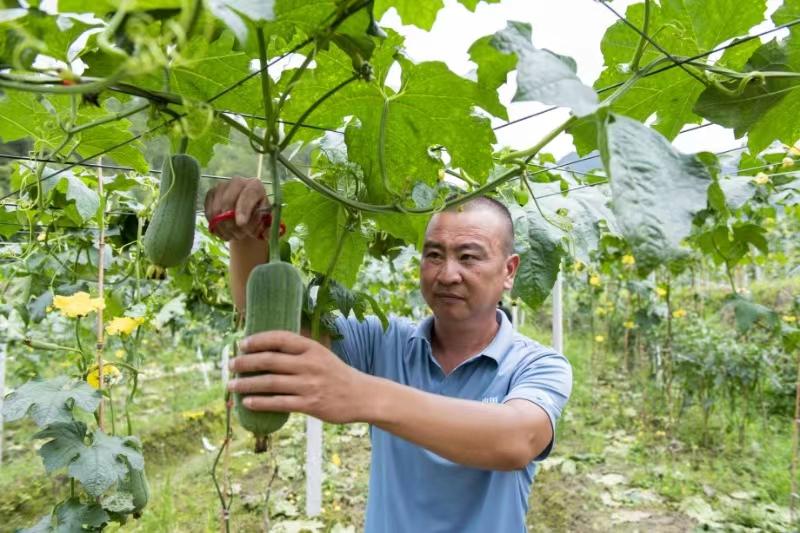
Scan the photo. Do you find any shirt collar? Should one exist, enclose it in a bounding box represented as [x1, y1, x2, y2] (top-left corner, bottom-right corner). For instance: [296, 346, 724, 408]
[409, 310, 515, 362]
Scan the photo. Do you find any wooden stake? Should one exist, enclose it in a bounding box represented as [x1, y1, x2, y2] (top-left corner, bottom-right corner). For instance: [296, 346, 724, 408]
[96, 158, 107, 432]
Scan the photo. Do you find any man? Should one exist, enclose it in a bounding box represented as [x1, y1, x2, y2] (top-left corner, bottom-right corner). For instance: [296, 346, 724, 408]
[205, 178, 572, 532]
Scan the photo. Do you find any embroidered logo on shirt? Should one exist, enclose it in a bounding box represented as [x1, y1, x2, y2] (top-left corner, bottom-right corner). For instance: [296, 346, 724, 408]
[481, 396, 499, 404]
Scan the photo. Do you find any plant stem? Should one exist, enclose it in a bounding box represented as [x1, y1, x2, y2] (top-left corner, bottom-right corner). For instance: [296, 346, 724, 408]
[67, 102, 150, 134]
[499, 116, 576, 163]
[95, 159, 107, 432]
[792, 346, 800, 526]
[630, 0, 651, 73]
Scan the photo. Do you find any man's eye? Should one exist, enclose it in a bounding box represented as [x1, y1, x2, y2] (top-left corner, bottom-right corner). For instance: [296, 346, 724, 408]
[461, 255, 476, 261]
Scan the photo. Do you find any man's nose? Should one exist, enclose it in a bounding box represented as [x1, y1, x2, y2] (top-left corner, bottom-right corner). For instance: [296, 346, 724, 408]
[437, 258, 462, 284]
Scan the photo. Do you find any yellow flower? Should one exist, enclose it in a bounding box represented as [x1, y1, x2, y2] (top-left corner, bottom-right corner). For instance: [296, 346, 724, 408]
[572, 260, 585, 273]
[672, 308, 687, 319]
[105, 316, 145, 336]
[181, 409, 206, 421]
[782, 157, 795, 169]
[114, 349, 125, 358]
[621, 254, 635, 266]
[589, 274, 601, 287]
[623, 320, 636, 329]
[656, 287, 667, 297]
[595, 307, 607, 316]
[53, 292, 105, 318]
[783, 315, 797, 323]
[754, 172, 770, 185]
[331, 453, 342, 467]
[594, 335, 605, 343]
[86, 364, 122, 389]
[36, 231, 46, 242]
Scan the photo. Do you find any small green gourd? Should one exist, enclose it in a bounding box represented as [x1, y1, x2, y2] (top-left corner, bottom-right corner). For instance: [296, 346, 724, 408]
[143, 154, 200, 269]
[235, 261, 304, 452]
[120, 467, 149, 518]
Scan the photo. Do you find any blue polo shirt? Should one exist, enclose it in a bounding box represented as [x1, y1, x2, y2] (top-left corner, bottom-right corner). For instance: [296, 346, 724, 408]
[332, 310, 572, 533]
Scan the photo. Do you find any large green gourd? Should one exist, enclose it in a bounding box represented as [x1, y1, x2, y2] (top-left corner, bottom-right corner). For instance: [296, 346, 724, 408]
[235, 261, 304, 452]
[142, 154, 200, 268]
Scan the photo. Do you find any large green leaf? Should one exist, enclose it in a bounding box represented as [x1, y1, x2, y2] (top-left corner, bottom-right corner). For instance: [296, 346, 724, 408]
[207, 0, 276, 43]
[600, 114, 711, 272]
[509, 204, 565, 309]
[571, 0, 767, 154]
[283, 34, 500, 202]
[724, 294, 778, 334]
[34, 420, 88, 474]
[283, 182, 368, 288]
[373, 0, 499, 31]
[694, 40, 797, 137]
[41, 171, 101, 222]
[2, 376, 101, 427]
[0, 10, 99, 64]
[747, 0, 800, 153]
[133, 32, 262, 117]
[475, 21, 598, 117]
[35, 423, 145, 497]
[536, 180, 618, 264]
[52, 498, 109, 533]
[0, 91, 60, 148]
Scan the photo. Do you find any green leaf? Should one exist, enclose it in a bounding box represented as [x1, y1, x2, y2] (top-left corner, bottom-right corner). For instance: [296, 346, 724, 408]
[746, 2, 800, 153]
[600, 114, 711, 273]
[36, 426, 144, 497]
[283, 182, 367, 287]
[283, 33, 500, 202]
[207, 0, 276, 43]
[718, 176, 756, 209]
[42, 171, 101, 222]
[367, 211, 429, 249]
[724, 294, 778, 334]
[468, 34, 517, 91]
[0, 91, 60, 148]
[19, 515, 52, 533]
[53, 498, 109, 533]
[694, 40, 797, 137]
[484, 21, 598, 117]
[573, 0, 767, 153]
[1, 10, 99, 63]
[536, 180, 618, 264]
[2, 376, 101, 427]
[373, 0, 442, 31]
[74, 106, 149, 173]
[34, 421, 87, 473]
[509, 205, 565, 308]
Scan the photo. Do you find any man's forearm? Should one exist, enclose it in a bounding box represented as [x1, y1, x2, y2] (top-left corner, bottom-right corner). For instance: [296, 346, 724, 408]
[360, 375, 546, 471]
[229, 238, 267, 312]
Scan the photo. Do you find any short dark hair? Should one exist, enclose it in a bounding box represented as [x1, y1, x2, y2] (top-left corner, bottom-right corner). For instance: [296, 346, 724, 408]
[439, 196, 515, 255]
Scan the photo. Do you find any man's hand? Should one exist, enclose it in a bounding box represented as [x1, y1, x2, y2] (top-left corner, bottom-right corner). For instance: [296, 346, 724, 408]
[227, 331, 367, 424]
[204, 177, 268, 241]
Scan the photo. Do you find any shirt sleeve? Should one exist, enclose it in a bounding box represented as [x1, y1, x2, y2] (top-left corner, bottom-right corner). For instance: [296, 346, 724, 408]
[330, 315, 387, 375]
[502, 349, 572, 461]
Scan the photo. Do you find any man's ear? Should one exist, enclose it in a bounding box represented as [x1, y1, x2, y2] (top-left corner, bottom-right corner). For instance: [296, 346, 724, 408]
[504, 254, 521, 290]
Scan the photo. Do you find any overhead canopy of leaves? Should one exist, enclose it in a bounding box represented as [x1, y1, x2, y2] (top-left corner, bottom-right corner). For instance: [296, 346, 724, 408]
[600, 113, 712, 273]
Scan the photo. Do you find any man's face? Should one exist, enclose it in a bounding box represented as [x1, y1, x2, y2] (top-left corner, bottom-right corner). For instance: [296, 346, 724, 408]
[420, 207, 519, 323]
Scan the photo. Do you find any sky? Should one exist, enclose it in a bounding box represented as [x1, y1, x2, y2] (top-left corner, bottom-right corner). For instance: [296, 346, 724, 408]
[380, 0, 786, 160]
